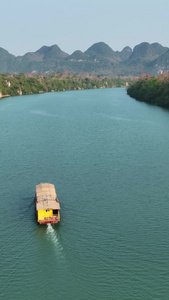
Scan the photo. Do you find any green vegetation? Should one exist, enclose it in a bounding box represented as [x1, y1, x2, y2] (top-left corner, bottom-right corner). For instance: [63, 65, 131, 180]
[0, 73, 133, 98]
[127, 74, 169, 107]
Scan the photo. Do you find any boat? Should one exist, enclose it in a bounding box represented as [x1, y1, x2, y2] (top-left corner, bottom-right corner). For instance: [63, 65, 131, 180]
[35, 183, 60, 224]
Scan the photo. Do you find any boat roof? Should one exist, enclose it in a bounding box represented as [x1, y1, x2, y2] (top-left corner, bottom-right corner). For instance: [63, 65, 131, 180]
[36, 183, 60, 210]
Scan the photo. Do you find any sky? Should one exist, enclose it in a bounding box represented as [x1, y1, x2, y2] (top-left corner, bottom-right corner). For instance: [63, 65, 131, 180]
[1, 0, 169, 56]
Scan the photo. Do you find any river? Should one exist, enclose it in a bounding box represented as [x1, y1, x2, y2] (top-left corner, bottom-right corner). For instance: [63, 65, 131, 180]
[0, 88, 169, 299]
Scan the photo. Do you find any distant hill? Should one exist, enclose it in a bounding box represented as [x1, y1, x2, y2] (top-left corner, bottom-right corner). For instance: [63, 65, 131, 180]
[129, 42, 168, 61]
[119, 46, 132, 60]
[0, 42, 169, 76]
[84, 42, 121, 63]
[150, 49, 169, 74]
[35, 45, 69, 59]
[0, 47, 15, 72]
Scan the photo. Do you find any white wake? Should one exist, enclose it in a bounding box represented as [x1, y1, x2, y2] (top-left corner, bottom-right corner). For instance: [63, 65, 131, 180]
[46, 224, 63, 253]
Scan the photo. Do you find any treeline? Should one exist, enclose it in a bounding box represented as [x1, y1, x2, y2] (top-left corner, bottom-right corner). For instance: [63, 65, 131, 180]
[0, 73, 132, 98]
[127, 74, 169, 107]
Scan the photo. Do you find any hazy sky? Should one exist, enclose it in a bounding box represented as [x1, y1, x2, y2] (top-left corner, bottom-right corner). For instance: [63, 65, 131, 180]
[1, 0, 169, 56]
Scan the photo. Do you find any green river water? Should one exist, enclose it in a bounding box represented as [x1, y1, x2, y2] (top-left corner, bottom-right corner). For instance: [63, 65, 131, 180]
[0, 88, 169, 299]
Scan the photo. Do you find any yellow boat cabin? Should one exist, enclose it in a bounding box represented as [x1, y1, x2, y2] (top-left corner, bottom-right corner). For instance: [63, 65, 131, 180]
[35, 183, 60, 224]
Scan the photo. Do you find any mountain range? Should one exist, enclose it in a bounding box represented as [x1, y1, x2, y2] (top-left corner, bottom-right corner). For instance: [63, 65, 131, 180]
[1, 42, 169, 76]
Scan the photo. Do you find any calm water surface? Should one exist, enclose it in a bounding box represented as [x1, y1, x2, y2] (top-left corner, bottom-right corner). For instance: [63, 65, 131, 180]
[0, 88, 169, 299]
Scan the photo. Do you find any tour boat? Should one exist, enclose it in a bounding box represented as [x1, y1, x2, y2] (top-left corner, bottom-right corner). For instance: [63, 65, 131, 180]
[35, 183, 60, 224]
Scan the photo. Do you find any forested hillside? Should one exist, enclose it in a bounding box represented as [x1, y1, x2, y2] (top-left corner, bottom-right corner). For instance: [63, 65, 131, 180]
[127, 74, 169, 107]
[0, 73, 132, 98]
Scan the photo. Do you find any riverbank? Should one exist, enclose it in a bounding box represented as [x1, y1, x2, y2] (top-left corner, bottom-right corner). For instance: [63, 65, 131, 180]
[127, 74, 169, 107]
[0, 73, 133, 98]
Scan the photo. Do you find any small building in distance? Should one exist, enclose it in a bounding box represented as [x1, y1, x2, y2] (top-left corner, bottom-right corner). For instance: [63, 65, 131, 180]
[35, 183, 60, 224]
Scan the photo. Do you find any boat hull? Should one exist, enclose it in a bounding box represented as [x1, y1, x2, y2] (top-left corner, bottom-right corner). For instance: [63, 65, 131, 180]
[38, 219, 60, 224]
[37, 214, 60, 224]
